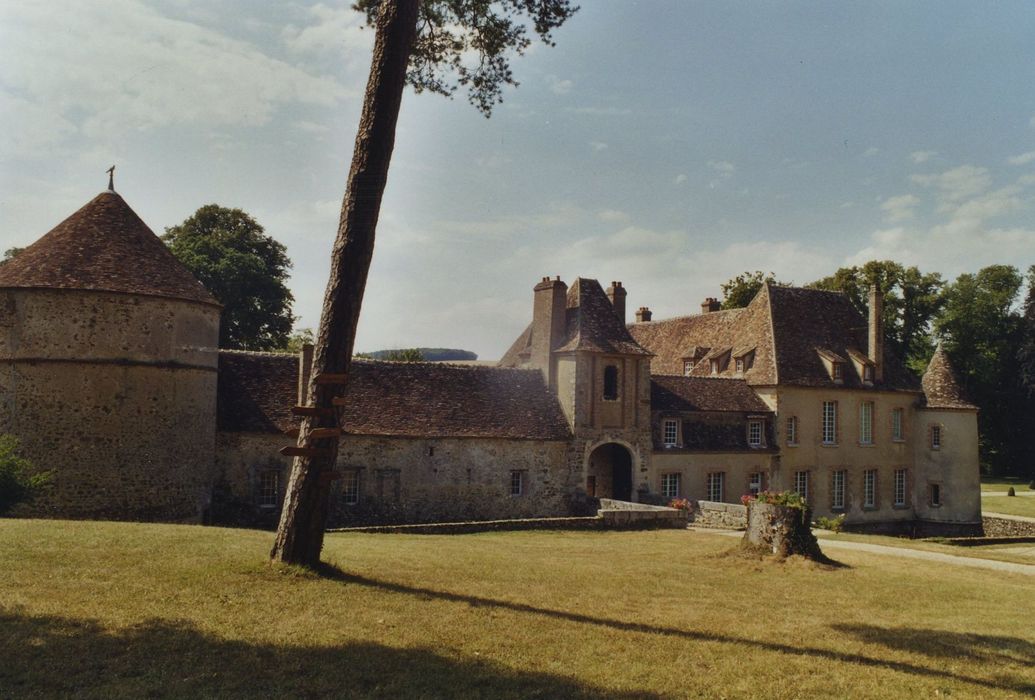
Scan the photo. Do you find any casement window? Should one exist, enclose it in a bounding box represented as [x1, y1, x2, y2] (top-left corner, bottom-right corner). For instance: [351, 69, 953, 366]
[831, 470, 846, 510]
[794, 470, 810, 502]
[603, 365, 619, 400]
[510, 470, 525, 496]
[863, 469, 877, 508]
[662, 473, 681, 499]
[863, 365, 874, 383]
[930, 483, 942, 507]
[663, 419, 678, 448]
[735, 357, 745, 374]
[786, 416, 798, 445]
[748, 472, 763, 496]
[683, 360, 695, 376]
[707, 472, 725, 502]
[894, 469, 907, 507]
[822, 401, 838, 445]
[891, 408, 904, 441]
[832, 363, 844, 382]
[747, 419, 764, 447]
[930, 425, 942, 450]
[710, 359, 719, 375]
[343, 470, 361, 505]
[859, 402, 874, 445]
[259, 470, 279, 508]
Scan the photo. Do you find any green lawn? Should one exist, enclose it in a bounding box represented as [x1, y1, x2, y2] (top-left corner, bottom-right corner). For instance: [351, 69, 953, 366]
[983, 495, 1035, 519]
[2, 520, 1034, 699]
[981, 476, 1033, 493]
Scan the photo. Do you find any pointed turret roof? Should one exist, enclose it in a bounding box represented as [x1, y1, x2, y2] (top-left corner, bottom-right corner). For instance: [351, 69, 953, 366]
[0, 190, 219, 306]
[555, 278, 651, 355]
[922, 345, 977, 409]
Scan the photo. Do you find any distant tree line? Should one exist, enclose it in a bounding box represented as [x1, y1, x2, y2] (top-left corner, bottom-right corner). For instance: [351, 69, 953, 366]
[357, 348, 477, 362]
[721, 261, 1035, 478]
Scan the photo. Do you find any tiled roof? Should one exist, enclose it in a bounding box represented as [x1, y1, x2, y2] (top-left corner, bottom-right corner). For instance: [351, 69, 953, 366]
[555, 278, 652, 355]
[921, 345, 977, 410]
[0, 191, 219, 306]
[651, 376, 772, 413]
[217, 352, 572, 440]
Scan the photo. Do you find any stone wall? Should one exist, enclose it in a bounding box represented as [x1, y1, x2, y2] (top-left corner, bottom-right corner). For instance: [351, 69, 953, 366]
[687, 500, 747, 529]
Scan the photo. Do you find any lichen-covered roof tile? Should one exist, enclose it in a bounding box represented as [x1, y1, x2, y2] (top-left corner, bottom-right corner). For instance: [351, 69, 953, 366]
[921, 345, 977, 409]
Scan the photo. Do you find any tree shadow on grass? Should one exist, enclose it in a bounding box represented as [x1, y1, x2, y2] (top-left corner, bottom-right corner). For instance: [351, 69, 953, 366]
[832, 623, 1035, 667]
[314, 564, 1035, 696]
[0, 609, 655, 699]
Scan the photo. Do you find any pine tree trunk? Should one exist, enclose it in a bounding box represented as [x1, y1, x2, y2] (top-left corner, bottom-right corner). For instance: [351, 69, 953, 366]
[270, 0, 420, 567]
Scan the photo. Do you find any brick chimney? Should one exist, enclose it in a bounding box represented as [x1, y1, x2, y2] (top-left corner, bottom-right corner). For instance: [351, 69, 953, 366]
[606, 281, 627, 324]
[298, 342, 314, 405]
[701, 297, 721, 313]
[635, 306, 652, 322]
[531, 276, 568, 384]
[868, 285, 884, 382]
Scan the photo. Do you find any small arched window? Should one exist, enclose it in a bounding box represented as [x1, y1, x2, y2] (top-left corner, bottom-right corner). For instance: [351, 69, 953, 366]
[603, 365, 619, 401]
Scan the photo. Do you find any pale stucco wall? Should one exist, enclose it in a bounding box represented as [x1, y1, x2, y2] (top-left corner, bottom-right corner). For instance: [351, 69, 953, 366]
[650, 451, 775, 504]
[914, 408, 981, 526]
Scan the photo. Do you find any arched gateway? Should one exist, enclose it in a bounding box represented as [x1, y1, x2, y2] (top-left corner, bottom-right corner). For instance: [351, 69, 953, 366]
[586, 442, 635, 501]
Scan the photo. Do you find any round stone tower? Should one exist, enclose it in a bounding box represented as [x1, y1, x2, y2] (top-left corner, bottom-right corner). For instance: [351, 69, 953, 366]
[0, 185, 221, 521]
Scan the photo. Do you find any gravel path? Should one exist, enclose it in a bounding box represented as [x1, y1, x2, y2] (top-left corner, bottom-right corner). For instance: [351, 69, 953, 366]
[689, 527, 1035, 576]
[983, 491, 1035, 497]
[984, 511, 1035, 523]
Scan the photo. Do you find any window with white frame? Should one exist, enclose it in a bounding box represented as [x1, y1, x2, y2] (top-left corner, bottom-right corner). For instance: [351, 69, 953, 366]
[863, 469, 877, 508]
[259, 470, 279, 508]
[833, 363, 844, 382]
[710, 359, 719, 375]
[859, 401, 874, 445]
[786, 415, 798, 445]
[662, 473, 681, 499]
[892, 408, 904, 441]
[343, 470, 360, 505]
[748, 419, 764, 447]
[663, 419, 678, 447]
[748, 472, 763, 496]
[831, 470, 846, 510]
[683, 359, 694, 376]
[930, 424, 942, 450]
[894, 468, 907, 507]
[822, 401, 838, 445]
[707, 472, 725, 502]
[510, 470, 525, 496]
[735, 357, 745, 374]
[794, 470, 809, 501]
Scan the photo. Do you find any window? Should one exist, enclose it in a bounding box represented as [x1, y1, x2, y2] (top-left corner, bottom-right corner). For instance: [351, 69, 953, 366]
[833, 363, 844, 382]
[891, 408, 904, 441]
[710, 359, 719, 375]
[930, 425, 942, 450]
[822, 401, 838, 445]
[735, 357, 745, 374]
[831, 470, 846, 510]
[603, 365, 619, 401]
[786, 416, 798, 445]
[748, 420, 764, 447]
[794, 471, 810, 502]
[343, 470, 360, 505]
[510, 470, 525, 496]
[662, 473, 681, 499]
[259, 470, 279, 508]
[683, 360, 695, 376]
[863, 469, 877, 508]
[894, 469, 907, 507]
[859, 402, 873, 445]
[930, 483, 941, 507]
[748, 472, 763, 496]
[707, 472, 725, 502]
[663, 419, 678, 447]
[863, 365, 874, 383]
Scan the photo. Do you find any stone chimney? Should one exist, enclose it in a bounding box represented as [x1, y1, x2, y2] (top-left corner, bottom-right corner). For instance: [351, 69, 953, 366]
[606, 281, 627, 324]
[868, 285, 884, 382]
[531, 276, 568, 384]
[635, 306, 652, 323]
[701, 297, 721, 313]
[298, 342, 314, 404]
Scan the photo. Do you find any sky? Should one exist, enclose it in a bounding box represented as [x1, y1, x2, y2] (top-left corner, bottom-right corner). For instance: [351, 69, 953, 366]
[2, 1, 1034, 360]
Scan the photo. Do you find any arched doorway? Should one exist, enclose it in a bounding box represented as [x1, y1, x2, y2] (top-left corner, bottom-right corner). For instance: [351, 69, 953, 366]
[586, 443, 634, 501]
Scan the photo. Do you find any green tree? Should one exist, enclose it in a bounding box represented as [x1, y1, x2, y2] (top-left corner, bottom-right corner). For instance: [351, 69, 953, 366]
[272, 0, 577, 567]
[0, 435, 49, 516]
[164, 205, 294, 351]
[719, 271, 788, 309]
[935, 265, 1025, 474]
[382, 347, 424, 362]
[1, 247, 24, 265]
[284, 328, 315, 354]
[1019, 265, 1035, 397]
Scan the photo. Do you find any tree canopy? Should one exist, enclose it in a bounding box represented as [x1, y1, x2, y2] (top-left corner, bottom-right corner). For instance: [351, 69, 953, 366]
[719, 271, 787, 309]
[164, 205, 294, 351]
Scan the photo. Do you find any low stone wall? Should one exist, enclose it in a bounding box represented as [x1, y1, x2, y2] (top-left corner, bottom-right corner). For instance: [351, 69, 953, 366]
[687, 500, 747, 530]
[329, 516, 603, 535]
[597, 499, 687, 529]
[982, 516, 1035, 538]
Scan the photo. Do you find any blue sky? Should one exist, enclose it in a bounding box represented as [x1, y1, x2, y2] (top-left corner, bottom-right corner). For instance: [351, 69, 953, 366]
[2, 1, 1034, 358]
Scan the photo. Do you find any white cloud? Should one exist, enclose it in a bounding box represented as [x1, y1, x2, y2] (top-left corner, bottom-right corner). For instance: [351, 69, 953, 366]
[589, 141, 608, 152]
[674, 174, 688, 185]
[910, 150, 938, 164]
[911, 165, 992, 207]
[597, 209, 629, 223]
[863, 147, 880, 157]
[1007, 151, 1035, 166]
[545, 74, 573, 95]
[281, 3, 373, 67]
[880, 194, 920, 222]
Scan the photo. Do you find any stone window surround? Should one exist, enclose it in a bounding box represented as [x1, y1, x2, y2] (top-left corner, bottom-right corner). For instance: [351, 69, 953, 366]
[893, 468, 908, 508]
[510, 469, 526, 497]
[863, 468, 878, 509]
[342, 469, 361, 505]
[747, 418, 765, 448]
[794, 470, 810, 502]
[929, 423, 943, 450]
[822, 401, 838, 446]
[602, 364, 620, 401]
[891, 408, 905, 442]
[661, 472, 681, 499]
[663, 419, 679, 448]
[706, 471, 725, 502]
[858, 401, 874, 446]
[929, 481, 943, 507]
[830, 469, 846, 511]
[786, 415, 799, 446]
[259, 469, 279, 508]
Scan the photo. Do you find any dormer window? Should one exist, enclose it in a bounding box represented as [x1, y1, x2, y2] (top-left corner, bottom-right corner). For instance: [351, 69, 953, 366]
[683, 360, 694, 376]
[735, 358, 744, 374]
[832, 363, 843, 382]
[710, 359, 719, 375]
[603, 365, 619, 401]
[663, 419, 678, 447]
[863, 365, 874, 383]
[747, 419, 765, 447]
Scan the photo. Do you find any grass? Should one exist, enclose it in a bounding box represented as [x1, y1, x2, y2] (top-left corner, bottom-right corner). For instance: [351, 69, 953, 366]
[2, 520, 1035, 699]
[981, 476, 1033, 493]
[816, 531, 1035, 565]
[983, 495, 1035, 519]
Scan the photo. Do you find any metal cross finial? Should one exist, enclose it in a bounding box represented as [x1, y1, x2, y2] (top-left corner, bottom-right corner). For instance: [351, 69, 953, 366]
[107, 165, 115, 191]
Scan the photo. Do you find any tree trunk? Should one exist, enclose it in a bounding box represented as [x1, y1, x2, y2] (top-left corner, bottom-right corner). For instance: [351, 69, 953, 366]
[271, 0, 420, 567]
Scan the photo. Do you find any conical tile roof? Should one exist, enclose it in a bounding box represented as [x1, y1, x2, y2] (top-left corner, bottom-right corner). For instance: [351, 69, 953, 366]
[922, 345, 977, 409]
[0, 190, 218, 306]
